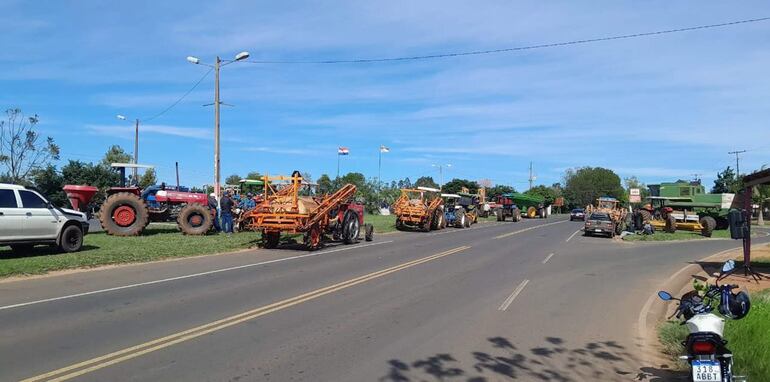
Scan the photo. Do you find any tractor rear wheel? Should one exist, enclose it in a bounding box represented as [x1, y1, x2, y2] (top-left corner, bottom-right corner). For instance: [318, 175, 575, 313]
[177, 204, 213, 235]
[456, 208, 467, 228]
[431, 208, 444, 230]
[527, 206, 537, 218]
[664, 214, 677, 233]
[638, 209, 653, 223]
[700, 216, 717, 237]
[99, 192, 149, 236]
[342, 210, 361, 244]
[264, 231, 281, 249]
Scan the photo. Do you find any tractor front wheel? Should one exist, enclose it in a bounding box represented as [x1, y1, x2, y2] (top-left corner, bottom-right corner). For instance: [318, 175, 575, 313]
[364, 224, 374, 241]
[264, 231, 281, 249]
[305, 225, 322, 250]
[99, 192, 149, 236]
[342, 210, 361, 244]
[456, 208, 467, 228]
[700, 216, 717, 237]
[495, 208, 504, 221]
[431, 208, 444, 230]
[177, 204, 213, 235]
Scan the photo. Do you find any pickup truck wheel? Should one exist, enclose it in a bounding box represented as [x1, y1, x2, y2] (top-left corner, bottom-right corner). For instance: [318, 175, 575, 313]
[59, 225, 84, 253]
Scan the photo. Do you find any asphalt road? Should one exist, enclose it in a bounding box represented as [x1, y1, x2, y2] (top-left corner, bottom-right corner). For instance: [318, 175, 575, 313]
[2, 217, 768, 382]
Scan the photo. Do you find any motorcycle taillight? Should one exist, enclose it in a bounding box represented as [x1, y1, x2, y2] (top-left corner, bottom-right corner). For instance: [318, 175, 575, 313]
[691, 341, 716, 354]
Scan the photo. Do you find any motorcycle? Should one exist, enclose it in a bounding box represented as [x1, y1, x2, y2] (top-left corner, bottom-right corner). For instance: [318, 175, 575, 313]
[657, 259, 751, 382]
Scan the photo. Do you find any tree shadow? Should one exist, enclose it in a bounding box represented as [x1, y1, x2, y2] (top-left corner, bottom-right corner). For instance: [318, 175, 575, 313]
[0, 244, 100, 259]
[379, 336, 682, 381]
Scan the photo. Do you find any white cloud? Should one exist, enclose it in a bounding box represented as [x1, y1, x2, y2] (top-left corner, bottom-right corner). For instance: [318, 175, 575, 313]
[85, 124, 211, 140]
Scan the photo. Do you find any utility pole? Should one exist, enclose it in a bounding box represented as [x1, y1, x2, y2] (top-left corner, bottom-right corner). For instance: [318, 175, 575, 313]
[214, 56, 221, 199]
[133, 118, 140, 182]
[175, 161, 180, 189]
[528, 162, 535, 190]
[729, 150, 747, 177]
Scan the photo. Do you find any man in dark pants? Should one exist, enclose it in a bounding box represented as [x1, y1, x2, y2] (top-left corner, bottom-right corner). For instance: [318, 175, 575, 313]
[220, 190, 235, 235]
[208, 193, 221, 232]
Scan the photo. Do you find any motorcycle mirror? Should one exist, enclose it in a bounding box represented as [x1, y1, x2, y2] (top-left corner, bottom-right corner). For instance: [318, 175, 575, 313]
[657, 291, 673, 301]
[721, 259, 736, 274]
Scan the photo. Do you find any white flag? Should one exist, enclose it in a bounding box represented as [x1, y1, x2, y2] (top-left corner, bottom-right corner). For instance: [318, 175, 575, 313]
[380, 145, 390, 153]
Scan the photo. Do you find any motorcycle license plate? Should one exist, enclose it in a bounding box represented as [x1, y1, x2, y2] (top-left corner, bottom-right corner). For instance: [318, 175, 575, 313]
[692, 360, 721, 381]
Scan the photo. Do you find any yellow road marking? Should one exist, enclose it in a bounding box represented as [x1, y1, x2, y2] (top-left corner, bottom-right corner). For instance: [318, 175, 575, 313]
[22, 246, 471, 382]
[494, 219, 568, 239]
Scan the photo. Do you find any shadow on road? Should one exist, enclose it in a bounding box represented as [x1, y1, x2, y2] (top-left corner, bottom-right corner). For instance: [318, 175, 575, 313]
[379, 336, 681, 381]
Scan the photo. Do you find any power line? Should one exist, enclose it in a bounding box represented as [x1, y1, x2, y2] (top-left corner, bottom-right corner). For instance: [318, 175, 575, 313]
[141, 67, 213, 122]
[244, 17, 769, 65]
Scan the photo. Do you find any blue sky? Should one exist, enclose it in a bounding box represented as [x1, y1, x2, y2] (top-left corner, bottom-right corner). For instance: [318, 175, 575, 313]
[2, 1, 769, 190]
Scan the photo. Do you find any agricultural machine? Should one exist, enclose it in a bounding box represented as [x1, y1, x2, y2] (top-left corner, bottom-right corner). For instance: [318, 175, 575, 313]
[393, 187, 444, 231]
[441, 193, 476, 228]
[64, 163, 213, 236]
[647, 181, 735, 229]
[240, 171, 373, 250]
[493, 192, 547, 221]
[585, 196, 628, 235]
[635, 197, 716, 237]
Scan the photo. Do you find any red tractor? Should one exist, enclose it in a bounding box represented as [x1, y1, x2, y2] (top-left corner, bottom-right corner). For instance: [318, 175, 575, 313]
[66, 163, 213, 236]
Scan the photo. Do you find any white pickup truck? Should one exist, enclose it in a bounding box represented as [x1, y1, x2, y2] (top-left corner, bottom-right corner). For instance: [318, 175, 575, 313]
[0, 184, 89, 253]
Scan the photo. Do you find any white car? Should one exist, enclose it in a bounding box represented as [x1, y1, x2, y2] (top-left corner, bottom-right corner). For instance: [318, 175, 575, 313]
[0, 184, 89, 253]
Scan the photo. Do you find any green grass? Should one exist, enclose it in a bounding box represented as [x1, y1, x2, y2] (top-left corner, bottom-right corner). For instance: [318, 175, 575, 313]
[365, 214, 397, 233]
[657, 288, 770, 379]
[0, 225, 262, 278]
[623, 229, 732, 242]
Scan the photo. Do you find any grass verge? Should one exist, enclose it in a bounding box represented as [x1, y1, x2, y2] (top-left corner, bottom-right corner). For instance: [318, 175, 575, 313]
[657, 288, 770, 379]
[624, 229, 732, 242]
[0, 214, 399, 278]
[0, 225, 262, 278]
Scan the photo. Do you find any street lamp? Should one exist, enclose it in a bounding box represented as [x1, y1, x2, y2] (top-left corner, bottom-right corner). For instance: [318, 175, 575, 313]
[432, 163, 452, 190]
[116, 114, 140, 182]
[186, 51, 250, 200]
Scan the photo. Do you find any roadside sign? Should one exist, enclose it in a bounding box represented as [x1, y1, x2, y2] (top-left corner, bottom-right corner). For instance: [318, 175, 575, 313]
[629, 188, 641, 203]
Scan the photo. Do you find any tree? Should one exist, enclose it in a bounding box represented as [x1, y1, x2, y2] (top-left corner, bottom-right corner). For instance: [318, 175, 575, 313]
[712, 166, 741, 194]
[563, 167, 625, 208]
[101, 145, 132, 166]
[414, 176, 439, 189]
[339, 172, 366, 190]
[31, 164, 67, 206]
[0, 108, 60, 182]
[317, 174, 334, 195]
[487, 185, 515, 198]
[525, 185, 558, 205]
[61, 160, 121, 206]
[624, 176, 650, 199]
[442, 178, 479, 194]
[246, 171, 262, 180]
[225, 174, 242, 186]
[138, 168, 157, 188]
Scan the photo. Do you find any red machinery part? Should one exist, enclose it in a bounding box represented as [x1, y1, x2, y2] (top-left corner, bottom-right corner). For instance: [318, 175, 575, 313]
[113, 205, 137, 227]
[62, 185, 98, 211]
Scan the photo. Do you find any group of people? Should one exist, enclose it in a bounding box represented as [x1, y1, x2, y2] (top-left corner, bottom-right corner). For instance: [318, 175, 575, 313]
[207, 189, 262, 234]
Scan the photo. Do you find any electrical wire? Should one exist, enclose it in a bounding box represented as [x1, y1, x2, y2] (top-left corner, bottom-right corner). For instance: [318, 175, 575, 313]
[141, 67, 213, 122]
[245, 17, 770, 64]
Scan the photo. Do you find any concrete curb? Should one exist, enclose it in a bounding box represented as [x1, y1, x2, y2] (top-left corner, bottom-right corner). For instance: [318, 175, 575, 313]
[637, 245, 744, 369]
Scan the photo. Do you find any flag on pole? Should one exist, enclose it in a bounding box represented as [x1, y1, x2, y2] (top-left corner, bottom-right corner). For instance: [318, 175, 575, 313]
[338, 147, 349, 155]
[379, 145, 390, 153]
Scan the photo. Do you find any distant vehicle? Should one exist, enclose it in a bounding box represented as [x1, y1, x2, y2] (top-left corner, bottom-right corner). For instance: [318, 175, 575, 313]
[570, 208, 585, 221]
[0, 184, 89, 253]
[584, 212, 616, 238]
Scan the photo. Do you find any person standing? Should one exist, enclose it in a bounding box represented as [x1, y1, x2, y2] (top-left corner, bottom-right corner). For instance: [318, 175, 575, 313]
[208, 193, 221, 232]
[220, 191, 235, 235]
